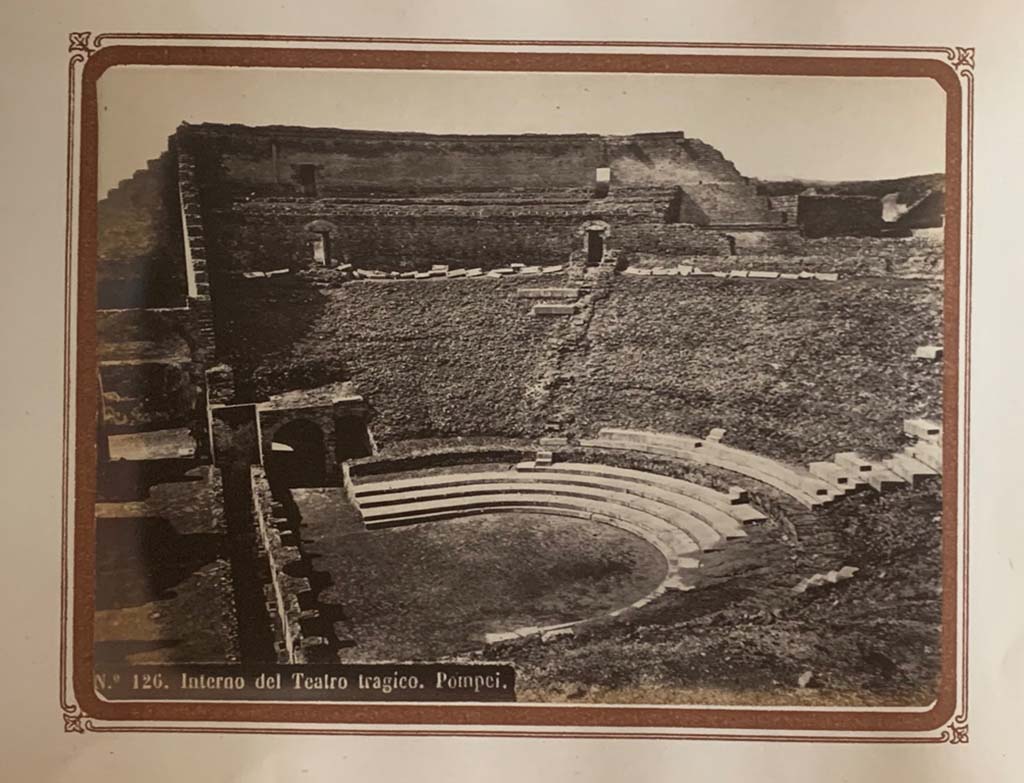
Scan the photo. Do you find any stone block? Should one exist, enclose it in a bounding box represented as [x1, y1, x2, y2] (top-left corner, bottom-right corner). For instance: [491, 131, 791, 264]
[541, 627, 575, 642]
[542, 264, 565, 274]
[915, 345, 943, 361]
[539, 436, 569, 447]
[489, 267, 515, 276]
[727, 486, 749, 505]
[809, 461, 853, 487]
[427, 268, 447, 277]
[780, 272, 800, 280]
[414, 271, 431, 279]
[484, 631, 521, 645]
[748, 270, 780, 279]
[813, 272, 839, 282]
[430, 264, 449, 273]
[677, 265, 694, 276]
[510, 263, 526, 270]
[652, 268, 670, 276]
[517, 287, 579, 300]
[834, 452, 873, 473]
[710, 271, 728, 278]
[867, 468, 905, 493]
[707, 427, 726, 442]
[798, 270, 816, 279]
[904, 442, 942, 471]
[532, 303, 576, 316]
[466, 268, 484, 277]
[884, 454, 938, 487]
[728, 269, 749, 278]
[399, 271, 416, 279]
[446, 268, 467, 278]
[904, 418, 941, 441]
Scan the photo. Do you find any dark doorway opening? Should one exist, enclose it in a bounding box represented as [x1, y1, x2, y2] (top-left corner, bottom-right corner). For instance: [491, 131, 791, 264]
[313, 232, 332, 266]
[586, 230, 605, 265]
[297, 164, 318, 197]
[334, 416, 372, 463]
[267, 419, 326, 488]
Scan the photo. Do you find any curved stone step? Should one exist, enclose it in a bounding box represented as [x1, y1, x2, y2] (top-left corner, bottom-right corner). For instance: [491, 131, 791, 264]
[514, 461, 766, 524]
[587, 430, 834, 509]
[358, 481, 725, 551]
[359, 492, 700, 564]
[356, 469, 746, 539]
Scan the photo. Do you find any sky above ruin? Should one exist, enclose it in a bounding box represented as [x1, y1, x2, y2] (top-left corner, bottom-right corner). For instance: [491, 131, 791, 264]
[97, 66, 946, 196]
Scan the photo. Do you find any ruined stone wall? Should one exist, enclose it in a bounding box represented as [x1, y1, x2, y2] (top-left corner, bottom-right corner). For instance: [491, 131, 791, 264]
[798, 195, 883, 237]
[98, 150, 188, 308]
[768, 194, 800, 225]
[681, 183, 781, 225]
[614, 223, 733, 257]
[100, 360, 203, 434]
[184, 124, 750, 199]
[724, 232, 943, 274]
[97, 307, 205, 435]
[203, 189, 680, 272]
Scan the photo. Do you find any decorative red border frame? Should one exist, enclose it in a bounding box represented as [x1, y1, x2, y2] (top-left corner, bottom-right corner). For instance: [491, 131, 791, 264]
[60, 33, 974, 743]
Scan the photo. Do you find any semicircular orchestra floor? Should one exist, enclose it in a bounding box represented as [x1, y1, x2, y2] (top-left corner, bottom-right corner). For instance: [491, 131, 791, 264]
[306, 509, 668, 661]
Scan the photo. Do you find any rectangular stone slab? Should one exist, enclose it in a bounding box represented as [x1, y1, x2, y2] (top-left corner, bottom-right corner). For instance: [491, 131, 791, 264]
[834, 452, 874, 473]
[517, 287, 580, 299]
[532, 303, 576, 316]
[904, 418, 942, 441]
[904, 442, 942, 471]
[809, 461, 854, 486]
[867, 468, 906, 493]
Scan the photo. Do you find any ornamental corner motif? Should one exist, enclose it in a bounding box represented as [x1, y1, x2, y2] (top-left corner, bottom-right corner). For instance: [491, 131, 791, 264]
[62, 706, 88, 734]
[950, 46, 975, 73]
[68, 31, 94, 58]
[945, 718, 969, 744]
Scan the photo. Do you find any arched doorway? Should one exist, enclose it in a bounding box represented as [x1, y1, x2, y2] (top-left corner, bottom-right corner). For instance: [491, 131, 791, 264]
[267, 418, 327, 489]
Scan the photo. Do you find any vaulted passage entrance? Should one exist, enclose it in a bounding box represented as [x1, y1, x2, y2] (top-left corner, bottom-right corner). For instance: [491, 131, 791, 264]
[267, 418, 326, 488]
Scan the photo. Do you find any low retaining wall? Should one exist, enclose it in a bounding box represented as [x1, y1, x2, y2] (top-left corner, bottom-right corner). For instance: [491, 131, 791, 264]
[345, 441, 536, 481]
[250, 467, 322, 663]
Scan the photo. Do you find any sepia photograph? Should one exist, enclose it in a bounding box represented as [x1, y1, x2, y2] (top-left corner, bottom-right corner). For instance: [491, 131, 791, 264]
[86, 54, 954, 717]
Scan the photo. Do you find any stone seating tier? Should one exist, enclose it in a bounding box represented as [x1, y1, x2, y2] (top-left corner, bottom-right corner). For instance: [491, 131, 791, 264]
[904, 418, 942, 442]
[353, 460, 766, 526]
[903, 442, 942, 471]
[358, 481, 726, 551]
[884, 453, 939, 487]
[355, 471, 746, 543]
[586, 429, 837, 509]
[357, 492, 701, 565]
